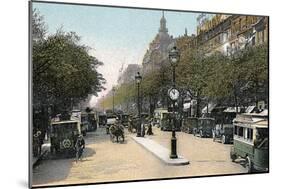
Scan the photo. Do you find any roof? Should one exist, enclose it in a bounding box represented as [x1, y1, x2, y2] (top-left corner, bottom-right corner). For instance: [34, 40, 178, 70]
[198, 117, 215, 121]
[51, 120, 79, 125]
[233, 113, 268, 128]
[252, 120, 268, 128]
[242, 109, 268, 117]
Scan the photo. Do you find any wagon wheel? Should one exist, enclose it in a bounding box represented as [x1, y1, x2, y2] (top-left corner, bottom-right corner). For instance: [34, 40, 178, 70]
[245, 156, 253, 173]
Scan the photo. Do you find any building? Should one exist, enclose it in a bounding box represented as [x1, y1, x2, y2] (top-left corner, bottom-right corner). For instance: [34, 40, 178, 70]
[195, 14, 268, 56]
[142, 11, 175, 74]
[117, 64, 141, 85]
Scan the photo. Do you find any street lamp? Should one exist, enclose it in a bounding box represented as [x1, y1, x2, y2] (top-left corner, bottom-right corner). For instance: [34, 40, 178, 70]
[168, 46, 180, 159]
[135, 72, 142, 137]
[102, 95, 105, 113]
[112, 86, 116, 113]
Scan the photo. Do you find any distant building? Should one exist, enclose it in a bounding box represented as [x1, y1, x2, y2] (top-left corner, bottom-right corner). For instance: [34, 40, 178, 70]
[142, 11, 175, 74]
[117, 64, 141, 85]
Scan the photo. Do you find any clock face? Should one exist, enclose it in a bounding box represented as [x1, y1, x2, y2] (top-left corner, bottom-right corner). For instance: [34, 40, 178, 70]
[169, 88, 179, 100]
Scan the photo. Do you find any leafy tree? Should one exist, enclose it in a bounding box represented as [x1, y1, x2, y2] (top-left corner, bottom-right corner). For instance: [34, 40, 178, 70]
[32, 9, 106, 134]
[32, 8, 47, 42]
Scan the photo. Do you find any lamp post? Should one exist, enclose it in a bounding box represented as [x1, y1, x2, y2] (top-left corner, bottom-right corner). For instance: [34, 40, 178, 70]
[168, 46, 180, 159]
[135, 72, 142, 137]
[112, 87, 116, 114]
[102, 95, 105, 113]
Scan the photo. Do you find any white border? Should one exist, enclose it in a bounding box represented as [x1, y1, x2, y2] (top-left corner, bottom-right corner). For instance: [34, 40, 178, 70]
[0, 0, 280, 189]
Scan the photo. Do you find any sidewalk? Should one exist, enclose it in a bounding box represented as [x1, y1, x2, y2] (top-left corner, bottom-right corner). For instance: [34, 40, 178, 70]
[131, 136, 189, 166]
[32, 143, 50, 166]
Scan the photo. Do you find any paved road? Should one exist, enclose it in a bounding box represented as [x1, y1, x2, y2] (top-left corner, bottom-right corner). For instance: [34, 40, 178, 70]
[32, 127, 246, 187]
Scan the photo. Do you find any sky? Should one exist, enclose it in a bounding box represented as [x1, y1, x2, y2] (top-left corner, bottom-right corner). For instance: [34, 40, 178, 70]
[33, 2, 200, 107]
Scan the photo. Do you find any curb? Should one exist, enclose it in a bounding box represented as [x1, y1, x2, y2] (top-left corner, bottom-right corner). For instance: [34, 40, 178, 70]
[131, 136, 189, 166]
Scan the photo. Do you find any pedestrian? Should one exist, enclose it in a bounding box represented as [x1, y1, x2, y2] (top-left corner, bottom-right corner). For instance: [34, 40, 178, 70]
[147, 118, 154, 135]
[141, 123, 145, 137]
[75, 135, 85, 162]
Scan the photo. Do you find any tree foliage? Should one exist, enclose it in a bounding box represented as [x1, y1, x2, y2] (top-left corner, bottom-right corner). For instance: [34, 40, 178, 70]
[32, 9, 105, 117]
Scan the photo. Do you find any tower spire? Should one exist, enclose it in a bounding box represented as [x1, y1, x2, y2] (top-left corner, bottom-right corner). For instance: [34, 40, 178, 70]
[159, 11, 168, 33]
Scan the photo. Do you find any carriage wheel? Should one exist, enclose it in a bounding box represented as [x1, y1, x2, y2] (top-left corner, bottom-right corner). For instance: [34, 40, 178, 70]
[245, 156, 253, 173]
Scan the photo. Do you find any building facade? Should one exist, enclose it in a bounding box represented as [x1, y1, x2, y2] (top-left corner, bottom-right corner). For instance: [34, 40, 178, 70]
[117, 64, 141, 85]
[195, 14, 268, 56]
[142, 12, 175, 75]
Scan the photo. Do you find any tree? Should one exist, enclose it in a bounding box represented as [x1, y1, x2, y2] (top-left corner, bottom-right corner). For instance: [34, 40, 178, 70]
[32, 8, 47, 42]
[32, 9, 106, 133]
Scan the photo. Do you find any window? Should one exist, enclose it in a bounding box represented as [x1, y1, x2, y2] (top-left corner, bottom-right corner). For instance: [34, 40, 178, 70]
[247, 128, 253, 140]
[244, 128, 247, 139]
[238, 127, 243, 137]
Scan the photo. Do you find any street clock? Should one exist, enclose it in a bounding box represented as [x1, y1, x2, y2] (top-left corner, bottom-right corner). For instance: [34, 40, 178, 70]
[168, 88, 180, 101]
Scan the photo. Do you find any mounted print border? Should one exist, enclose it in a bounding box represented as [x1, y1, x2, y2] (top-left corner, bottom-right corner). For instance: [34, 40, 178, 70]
[29, 0, 269, 188]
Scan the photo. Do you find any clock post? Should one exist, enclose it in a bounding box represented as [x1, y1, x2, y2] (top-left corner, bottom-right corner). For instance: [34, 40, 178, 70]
[168, 46, 180, 159]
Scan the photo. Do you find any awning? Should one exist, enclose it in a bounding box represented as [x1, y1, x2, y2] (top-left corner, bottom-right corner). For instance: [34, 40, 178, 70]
[223, 107, 242, 113]
[202, 103, 217, 113]
[183, 102, 191, 110]
[245, 106, 256, 113]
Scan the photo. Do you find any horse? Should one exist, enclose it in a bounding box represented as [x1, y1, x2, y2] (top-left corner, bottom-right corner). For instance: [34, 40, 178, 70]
[109, 124, 125, 143]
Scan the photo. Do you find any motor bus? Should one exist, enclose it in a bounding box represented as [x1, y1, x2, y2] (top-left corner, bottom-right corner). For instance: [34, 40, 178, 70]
[230, 112, 269, 173]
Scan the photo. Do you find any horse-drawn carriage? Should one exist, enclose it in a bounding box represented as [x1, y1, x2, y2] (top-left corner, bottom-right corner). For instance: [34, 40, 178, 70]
[109, 123, 125, 143]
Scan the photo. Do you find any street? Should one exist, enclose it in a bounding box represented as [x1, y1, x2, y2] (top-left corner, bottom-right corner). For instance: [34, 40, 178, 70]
[33, 127, 247, 187]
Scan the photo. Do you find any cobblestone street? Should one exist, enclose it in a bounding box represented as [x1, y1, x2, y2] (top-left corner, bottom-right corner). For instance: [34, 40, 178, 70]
[33, 127, 246, 187]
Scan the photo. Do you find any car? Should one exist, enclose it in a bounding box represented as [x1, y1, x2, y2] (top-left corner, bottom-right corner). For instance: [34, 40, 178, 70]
[193, 118, 215, 138]
[230, 113, 268, 173]
[87, 112, 97, 131]
[50, 120, 81, 155]
[153, 108, 168, 127]
[98, 114, 107, 127]
[121, 114, 129, 127]
[160, 112, 181, 131]
[213, 124, 233, 144]
[80, 113, 89, 136]
[181, 117, 198, 134]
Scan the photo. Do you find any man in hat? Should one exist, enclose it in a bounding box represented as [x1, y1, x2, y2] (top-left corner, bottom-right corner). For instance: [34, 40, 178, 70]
[75, 135, 85, 162]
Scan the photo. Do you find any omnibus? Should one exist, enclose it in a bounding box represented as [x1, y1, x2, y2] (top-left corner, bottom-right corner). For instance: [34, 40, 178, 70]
[230, 112, 269, 173]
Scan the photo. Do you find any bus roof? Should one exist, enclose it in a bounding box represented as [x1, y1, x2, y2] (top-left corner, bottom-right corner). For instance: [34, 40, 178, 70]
[252, 120, 268, 128]
[51, 120, 79, 125]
